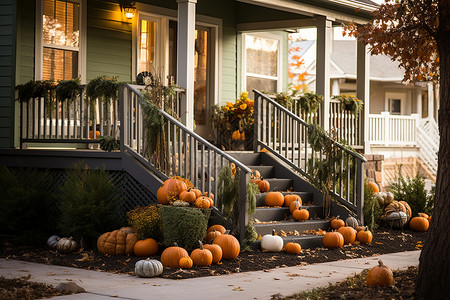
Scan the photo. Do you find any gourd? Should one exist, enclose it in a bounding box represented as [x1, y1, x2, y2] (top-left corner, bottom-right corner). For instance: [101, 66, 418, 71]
[265, 192, 284, 207]
[345, 215, 359, 229]
[292, 209, 309, 221]
[195, 196, 212, 209]
[383, 211, 408, 228]
[384, 200, 407, 215]
[213, 232, 240, 260]
[134, 238, 159, 257]
[97, 227, 139, 256]
[330, 216, 345, 230]
[367, 182, 379, 194]
[160, 242, 189, 268]
[179, 190, 197, 204]
[284, 194, 301, 207]
[257, 179, 270, 193]
[206, 229, 221, 243]
[47, 235, 60, 249]
[356, 227, 373, 244]
[157, 178, 188, 205]
[203, 243, 223, 264]
[289, 199, 302, 214]
[322, 232, 344, 248]
[261, 229, 284, 252]
[134, 259, 163, 278]
[337, 226, 357, 244]
[409, 214, 429, 232]
[207, 224, 226, 235]
[56, 237, 78, 253]
[366, 260, 394, 287]
[284, 242, 302, 254]
[172, 200, 190, 207]
[398, 201, 412, 218]
[179, 257, 193, 269]
[190, 241, 213, 266]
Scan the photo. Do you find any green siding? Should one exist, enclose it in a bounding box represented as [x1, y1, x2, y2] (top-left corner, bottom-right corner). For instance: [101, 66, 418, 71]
[16, 0, 35, 85]
[0, 0, 16, 148]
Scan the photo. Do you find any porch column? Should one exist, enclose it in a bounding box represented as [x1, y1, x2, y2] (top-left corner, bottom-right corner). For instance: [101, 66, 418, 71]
[427, 82, 434, 121]
[177, 0, 197, 129]
[416, 90, 422, 116]
[356, 41, 370, 152]
[315, 16, 332, 131]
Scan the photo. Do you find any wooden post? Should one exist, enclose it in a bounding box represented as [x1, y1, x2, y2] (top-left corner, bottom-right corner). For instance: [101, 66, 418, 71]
[357, 41, 370, 152]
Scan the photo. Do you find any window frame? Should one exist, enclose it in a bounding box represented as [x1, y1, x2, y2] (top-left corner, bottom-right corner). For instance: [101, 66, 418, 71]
[385, 92, 406, 115]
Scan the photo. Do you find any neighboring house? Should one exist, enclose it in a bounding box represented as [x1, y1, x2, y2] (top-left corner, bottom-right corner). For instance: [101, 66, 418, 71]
[291, 38, 439, 186]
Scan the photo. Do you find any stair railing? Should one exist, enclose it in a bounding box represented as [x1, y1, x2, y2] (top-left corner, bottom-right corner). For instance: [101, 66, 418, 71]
[120, 83, 253, 241]
[253, 90, 367, 222]
[417, 118, 439, 175]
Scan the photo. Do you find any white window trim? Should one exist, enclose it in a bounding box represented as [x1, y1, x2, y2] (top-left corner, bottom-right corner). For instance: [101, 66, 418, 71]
[35, 0, 87, 83]
[241, 32, 283, 94]
[385, 92, 406, 115]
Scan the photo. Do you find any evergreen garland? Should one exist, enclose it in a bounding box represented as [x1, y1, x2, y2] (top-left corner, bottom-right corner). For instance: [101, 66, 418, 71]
[141, 95, 164, 157]
[55, 77, 81, 103]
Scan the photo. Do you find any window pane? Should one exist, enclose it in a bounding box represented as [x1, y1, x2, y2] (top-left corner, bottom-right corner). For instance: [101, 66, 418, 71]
[138, 20, 157, 73]
[43, 0, 79, 47]
[246, 35, 278, 77]
[246, 76, 277, 93]
[43, 47, 78, 80]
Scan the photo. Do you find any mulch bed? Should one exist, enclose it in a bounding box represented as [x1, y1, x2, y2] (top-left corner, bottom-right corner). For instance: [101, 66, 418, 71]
[0, 276, 64, 300]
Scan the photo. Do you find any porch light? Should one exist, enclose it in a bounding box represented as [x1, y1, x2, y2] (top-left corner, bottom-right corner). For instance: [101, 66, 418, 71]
[119, 1, 136, 20]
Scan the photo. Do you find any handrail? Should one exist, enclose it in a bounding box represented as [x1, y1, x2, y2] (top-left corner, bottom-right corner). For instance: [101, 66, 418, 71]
[254, 89, 366, 222]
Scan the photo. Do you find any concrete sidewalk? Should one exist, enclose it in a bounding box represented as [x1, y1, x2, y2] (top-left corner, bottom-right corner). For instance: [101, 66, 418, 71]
[0, 251, 420, 300]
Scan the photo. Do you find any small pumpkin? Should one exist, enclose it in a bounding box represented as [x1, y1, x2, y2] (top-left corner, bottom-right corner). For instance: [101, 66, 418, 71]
[409, 214, 429, 232]
[134, 238, 159, 257]
[356, 227, 373, 244]
[337, 226, 357, 244]
[330, 216, 345, 230]
[195, 196, 212, 209]
[134, 258, 163, 278]
[203, 192, 214, 200]
[257, 179, 270, 193]
[251, 169, 261, 179]
[284, 242, 302, 254]
[190, 241, 213, 266]
[261, 229, 284, 252]
[418, 213, 429, 219]
[232, 130, 242, 140]
[47, 235, 60, 249]
[179, 190, 197, 204]
[213, 232, 240, 260]
[292, 208, 309, 221]
[89, 130, 100, 139]
[366, 260, 394, 287]
[345, 215, 359, 229]
[203, 242, 223, 264]
[172, 200, 190, 207]
[207, 224, 226, 235]
[179, 257, 193, 269]
[367, 182, 380, 194]
[206, 229, 222, 243]
[289, 199, 302, 214]
[160, 242, 189, 268]
[56, 237, 78, 253]
[265, 192, 284, 207]
[384, 192, 394, 205]
[322, 232, 344, 248]
[284, 194, 302, 207]
[190, 188, 203, 198]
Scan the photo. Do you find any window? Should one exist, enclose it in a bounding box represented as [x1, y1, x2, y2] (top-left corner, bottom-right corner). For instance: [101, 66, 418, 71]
[244, 34, 281, 93]
[41, 0, 81, 81]
[386, 92, 405, 115]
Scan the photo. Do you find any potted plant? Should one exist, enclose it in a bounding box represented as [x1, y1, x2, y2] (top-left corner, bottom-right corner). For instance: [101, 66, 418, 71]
[332, 94, 364, 117]
[298, 92, 323, 123]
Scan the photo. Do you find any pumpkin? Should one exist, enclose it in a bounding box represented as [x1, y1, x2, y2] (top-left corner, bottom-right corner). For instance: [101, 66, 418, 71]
[190, 188, 203, 198]
[203, 192, 214, 200]
[289, 199, 302, 214]
[232, 130, 243, 140]
[375, 193, 386, 207]
[89, 130, 100, 139]
[134, 238, 159, 257]
[207, 224, 226, 235]
[56, 237, 78, 253]
[160, 242, 189, 268]
[251, 169, 261, 179]
[203, 243, 223, 264]
[384, 201, 407, 216]
[366, 260, 394, 287]
[206, 229, 221, 243]
[157, 178, 188, 205]
[356, 227, 373, 244]
[213, 232, 240, 260]
[409, 215, 429, 232]
[355, 225, 366, 232]
[47, 235, 60, 249]
[261, 229, 284, 252]
[367, 182, 380, 194]
[398, 201, 412, 218]
[265, 192, 284, 207]
[257, 179, 270, 193]
[330, 216, 345, 230]
[284, 242, 301, 254]
[179, 190, 197, 204]
[190, 241, 213, 266]
[322, 232, 344, 248]
[337, 226, 357, 244]
[172, 200, 190, 207]
[292, 208, 309, 221]
[383, 211, 408, 228]
[97, 227, 139, 256]
[134, 258, 163, 278]
[284, 194, 302, 207]
[418, 213, 429, 219]
[195, 196, 212, 209]
[384, 192, 394, 205]
[345, 215, 359, 229]
[179, 257, 193, 269]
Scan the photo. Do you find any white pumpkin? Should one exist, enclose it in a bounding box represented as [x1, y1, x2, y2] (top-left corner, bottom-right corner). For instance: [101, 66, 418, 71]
[172, 200, 190, 207]
[383, 211, 408, 228]
[261, 229, 284, 252]
[135, 258, 164, 278]
[345, 216, 359, 229]
[56, 237, 78, 253]
[47, 235, 60, 249]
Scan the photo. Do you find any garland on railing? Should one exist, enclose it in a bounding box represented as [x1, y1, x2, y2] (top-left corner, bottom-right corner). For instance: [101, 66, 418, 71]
[55, 78, 81, 103]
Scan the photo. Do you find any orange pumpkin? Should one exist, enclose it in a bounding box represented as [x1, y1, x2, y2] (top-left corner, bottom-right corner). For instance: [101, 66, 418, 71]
[257, 179, 270, 193]
[190, 188, 203, 198]
[157, 178, 188, 205]
[206, 229, 221, 243]
[195, 196, 212, 209]
[160, 242, 189, 268]
[179, 257, 193, 269]
[367, 182, 380, 194]
[292, 208, 309, 221]
[418, 212, 429, 219]
[203, 243, 223, 264]
[366, 260, 394, 287]
[89, 130, 100, 139]
[284, 194, 302, 207]
[356, 227, 373, 244]
[203, 192, 214, 200]
[409, 215, 429, 232]
[133, 238, 159, 256]
[179, 190, 197, 204]
[265, 192, 284, 207]
[284, 242, 302, 254]
[289, 199, 302, 214]
[207, 224, 226, 235]
[337, 226, 357, 244]
[331, 216, 345, 230]
[322, 232, 344, 248]
[190, 241, 213, 266]
[213, 233, 240, 260]
[232, 130, 242, 140]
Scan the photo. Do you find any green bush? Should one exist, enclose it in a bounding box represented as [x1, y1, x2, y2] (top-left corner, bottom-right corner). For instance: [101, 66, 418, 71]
[363, 181, 383, 231]
[0, 167, 58, 244]
[58, 162, 123, 248]
[127, 205, 162, 240]
[160, 206, 210, 251]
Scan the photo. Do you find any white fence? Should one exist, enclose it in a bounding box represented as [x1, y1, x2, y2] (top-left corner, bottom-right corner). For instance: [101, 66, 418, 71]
[368, 112, 420, 146]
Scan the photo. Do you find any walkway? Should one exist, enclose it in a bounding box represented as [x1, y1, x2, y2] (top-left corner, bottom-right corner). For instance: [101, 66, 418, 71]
[0, 250, 421, 300]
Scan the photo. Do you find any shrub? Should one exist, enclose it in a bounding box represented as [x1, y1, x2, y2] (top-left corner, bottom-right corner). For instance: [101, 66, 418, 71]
[127, 205, 162, 240]
[58, 162, 123, 248]
[160, 206, 210, 251]
[363, 181, 383, 231]
[0, 167, 58, 244]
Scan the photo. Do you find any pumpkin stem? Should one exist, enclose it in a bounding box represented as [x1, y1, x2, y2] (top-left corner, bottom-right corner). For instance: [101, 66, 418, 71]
[378, 259, 384, 267]
[272, 229, 276, 236]
[198, 240, 204, 250]
[174, 242, 178, 247]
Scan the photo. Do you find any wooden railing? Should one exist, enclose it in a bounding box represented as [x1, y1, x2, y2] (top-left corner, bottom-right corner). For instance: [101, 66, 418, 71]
[253, 90, 366, 221]
[329, 99, 363, 147]
[120, 84, 253, 242]
[368, 112, 420, 146]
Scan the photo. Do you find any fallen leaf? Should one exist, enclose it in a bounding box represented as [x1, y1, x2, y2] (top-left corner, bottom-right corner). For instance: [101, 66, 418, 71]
[232, 286, 244, 291]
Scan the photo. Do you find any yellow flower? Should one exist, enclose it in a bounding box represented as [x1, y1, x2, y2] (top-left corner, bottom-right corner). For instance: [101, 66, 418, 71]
[241, 92, 248, 99]
[240, 103, 247, 110]
[226, 102, 234, 108]
[223, 106, 229, 112]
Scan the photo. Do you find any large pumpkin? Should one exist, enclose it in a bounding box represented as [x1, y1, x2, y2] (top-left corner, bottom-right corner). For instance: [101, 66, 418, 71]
[213, 233, 240, 260]
[322, 232, 344, 248]
[97, 227, 139, 255]
[160, 242, 189, 268]
[265, 192, 284, 207]
[134, 238, 159, 257]
[409, 215, 429, 232]
[366, 260, 394, 287]
[337, 226, 357, 245]
[157, 178, 188, 205]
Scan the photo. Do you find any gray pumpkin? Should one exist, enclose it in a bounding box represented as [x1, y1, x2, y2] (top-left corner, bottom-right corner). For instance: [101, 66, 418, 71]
[47, 235, 60, 249]
[56, 237, 78, 253]
[345, 215, 359, 229]
[383, 211, 408, 228]
[135, 258, 163, 278]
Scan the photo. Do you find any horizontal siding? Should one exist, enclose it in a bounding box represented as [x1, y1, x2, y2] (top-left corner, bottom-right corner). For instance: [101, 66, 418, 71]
[16, 0, 34, 84]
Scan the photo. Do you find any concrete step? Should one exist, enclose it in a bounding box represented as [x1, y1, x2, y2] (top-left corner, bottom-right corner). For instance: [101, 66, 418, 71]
[253, 219, 330, 236]
[256, 192, 314, 207]
[252, 234, 324, 249]
[253, 205, 324, 222]
[248, 165, 274, 178]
